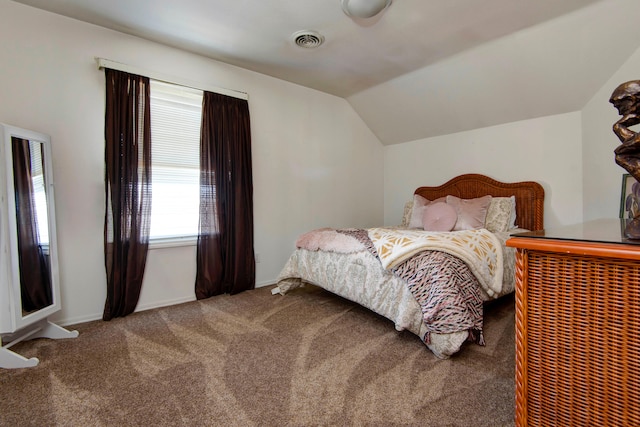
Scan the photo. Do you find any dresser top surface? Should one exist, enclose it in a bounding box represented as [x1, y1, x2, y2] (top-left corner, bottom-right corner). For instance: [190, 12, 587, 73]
[511, 218, 640, 246]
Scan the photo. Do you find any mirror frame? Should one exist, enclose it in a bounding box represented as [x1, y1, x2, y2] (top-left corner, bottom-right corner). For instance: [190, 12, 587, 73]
[0, 123, 61, 333]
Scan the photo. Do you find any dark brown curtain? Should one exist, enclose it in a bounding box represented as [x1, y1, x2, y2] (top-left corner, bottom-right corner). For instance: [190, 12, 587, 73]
[103, 68, 152, 320]
[195, 92, 254, 299]
[12, 137, 52, 312]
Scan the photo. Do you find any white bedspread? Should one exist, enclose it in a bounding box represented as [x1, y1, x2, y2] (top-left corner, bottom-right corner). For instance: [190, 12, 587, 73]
[273, 228, 521, 358]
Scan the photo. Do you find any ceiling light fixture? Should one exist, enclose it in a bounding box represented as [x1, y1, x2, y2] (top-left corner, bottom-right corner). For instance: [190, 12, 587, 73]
[341, 0, 392, 19]
[292, 30, 325, 49]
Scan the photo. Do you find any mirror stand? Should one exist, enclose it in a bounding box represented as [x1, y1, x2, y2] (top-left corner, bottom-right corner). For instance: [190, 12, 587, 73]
[0, 319, 78, 368]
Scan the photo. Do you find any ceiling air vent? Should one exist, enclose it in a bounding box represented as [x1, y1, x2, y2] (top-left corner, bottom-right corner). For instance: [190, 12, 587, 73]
[292, 30, 325, 49]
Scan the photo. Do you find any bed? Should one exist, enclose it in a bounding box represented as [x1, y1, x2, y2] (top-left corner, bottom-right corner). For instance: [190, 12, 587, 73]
[272, 174, 544, 358]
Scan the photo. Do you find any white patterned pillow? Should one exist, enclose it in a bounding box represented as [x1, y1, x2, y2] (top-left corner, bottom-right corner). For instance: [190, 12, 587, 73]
[401, 200, 414, 227]
[484, 196, 516, 233]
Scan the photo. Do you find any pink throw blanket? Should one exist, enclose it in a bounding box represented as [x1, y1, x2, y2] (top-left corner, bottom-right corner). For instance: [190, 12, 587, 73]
[295, 228, 366, 253]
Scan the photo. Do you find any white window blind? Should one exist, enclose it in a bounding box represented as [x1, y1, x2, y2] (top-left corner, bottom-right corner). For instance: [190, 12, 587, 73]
[29, 141, 49, 245]
[149, 80, 202, 240]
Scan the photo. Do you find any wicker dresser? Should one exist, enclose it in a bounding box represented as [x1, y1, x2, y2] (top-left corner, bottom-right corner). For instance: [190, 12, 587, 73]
[507, 219, 640, 427]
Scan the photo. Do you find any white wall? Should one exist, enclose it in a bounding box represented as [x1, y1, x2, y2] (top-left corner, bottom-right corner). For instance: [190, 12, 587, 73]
[348, 0, 640, 146]
[583, 46, 640, 221]
[0, 1, 384, 325]
[384, 112, 583, 229]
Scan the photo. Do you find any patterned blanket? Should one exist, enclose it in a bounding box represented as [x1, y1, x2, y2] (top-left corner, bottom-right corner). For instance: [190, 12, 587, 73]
[367, 227, 503, 297]
[392, 251, 484, 345]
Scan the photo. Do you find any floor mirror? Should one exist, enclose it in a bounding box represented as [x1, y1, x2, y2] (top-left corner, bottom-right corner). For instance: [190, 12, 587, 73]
[0, 123, 77, 369]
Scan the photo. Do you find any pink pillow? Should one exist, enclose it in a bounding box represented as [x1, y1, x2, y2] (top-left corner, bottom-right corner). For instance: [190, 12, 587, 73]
[446, 195, 492, 231]
[408, 194, 446, 228]
[422, 202, 457, 232]
[408, 194, 430, 228]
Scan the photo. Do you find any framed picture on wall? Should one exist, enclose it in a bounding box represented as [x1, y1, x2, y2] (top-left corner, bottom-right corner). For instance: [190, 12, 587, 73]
[620, 173, 640, 219]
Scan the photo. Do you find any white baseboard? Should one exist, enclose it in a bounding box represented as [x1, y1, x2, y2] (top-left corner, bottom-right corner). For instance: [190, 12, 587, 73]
[60, 281, 277, 327]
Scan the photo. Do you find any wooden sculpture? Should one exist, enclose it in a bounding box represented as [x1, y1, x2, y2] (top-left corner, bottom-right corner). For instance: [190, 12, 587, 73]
[610, 80, 640, 238]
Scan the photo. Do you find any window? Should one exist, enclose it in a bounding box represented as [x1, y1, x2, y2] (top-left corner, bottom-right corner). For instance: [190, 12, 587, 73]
[148, 80, 203, 240]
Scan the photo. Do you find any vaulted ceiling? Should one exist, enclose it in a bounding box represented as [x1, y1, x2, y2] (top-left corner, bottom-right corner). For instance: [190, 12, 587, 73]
[12, 0, 640, 144]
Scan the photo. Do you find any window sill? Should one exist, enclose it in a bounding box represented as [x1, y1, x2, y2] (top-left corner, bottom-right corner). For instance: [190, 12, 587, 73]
[149, 236, 197, 249]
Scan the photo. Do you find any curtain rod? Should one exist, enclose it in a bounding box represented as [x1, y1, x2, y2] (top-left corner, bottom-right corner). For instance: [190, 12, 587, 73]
[95, 58, 249, 101]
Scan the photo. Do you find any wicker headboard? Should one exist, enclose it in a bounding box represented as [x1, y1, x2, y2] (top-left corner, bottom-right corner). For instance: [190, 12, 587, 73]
[414, 174, 545, 231]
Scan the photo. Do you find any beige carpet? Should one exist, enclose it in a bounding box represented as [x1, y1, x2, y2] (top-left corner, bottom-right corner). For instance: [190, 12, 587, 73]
[0, 284, 515, 426]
